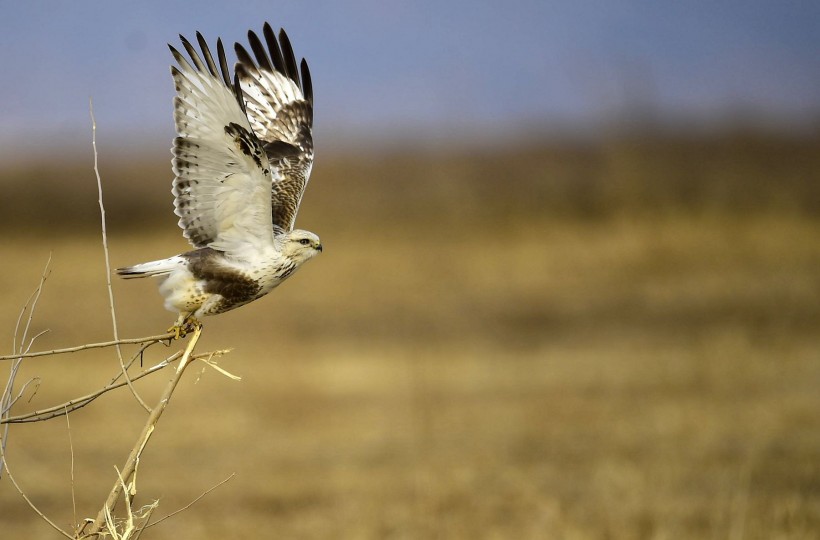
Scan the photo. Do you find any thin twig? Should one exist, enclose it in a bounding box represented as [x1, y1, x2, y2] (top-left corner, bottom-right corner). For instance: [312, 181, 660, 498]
[11, 254, 51, 356]
[66, 406, 78, 534]
[90, 98, 151, 413]
[2, 255, 51, 478]
[0, 333, 176, 362]
[23, 329, 51, 357]
[4, 377, 41, 412]
[145, 472, 237, 529]
[132, 503, 158, 540]
[18, 257, 52, 357]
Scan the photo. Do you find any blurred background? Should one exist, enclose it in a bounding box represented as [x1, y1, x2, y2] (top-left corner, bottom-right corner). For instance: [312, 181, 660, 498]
[1, 1, 819, 538]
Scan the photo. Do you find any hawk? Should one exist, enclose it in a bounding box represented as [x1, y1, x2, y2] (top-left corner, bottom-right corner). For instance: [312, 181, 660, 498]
[117, 23, 321, 336]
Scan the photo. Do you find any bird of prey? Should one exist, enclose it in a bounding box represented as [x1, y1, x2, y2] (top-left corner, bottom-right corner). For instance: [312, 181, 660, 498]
[117, 23, 321, 337]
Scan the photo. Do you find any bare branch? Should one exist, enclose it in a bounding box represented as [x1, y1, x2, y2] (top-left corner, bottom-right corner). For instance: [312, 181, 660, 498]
[2, 338, 169, 424]
[90, 98, 151, 413]
[85, 324, 204, 537]
[2, 255, 52, 478]
[145, 472, 236, 529]
[12, 254, 52, 356]
[0, 333, 176, 362]
[65, 407, 79, 535]
[4, 377, 41, 412]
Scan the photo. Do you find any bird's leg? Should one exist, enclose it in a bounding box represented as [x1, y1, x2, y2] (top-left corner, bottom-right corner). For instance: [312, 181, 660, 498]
[167, 313, 201, 340]
[166, 313, 186, 340]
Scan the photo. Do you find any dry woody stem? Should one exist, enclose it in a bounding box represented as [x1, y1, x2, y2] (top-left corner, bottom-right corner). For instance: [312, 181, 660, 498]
[85, 324, 203, 538]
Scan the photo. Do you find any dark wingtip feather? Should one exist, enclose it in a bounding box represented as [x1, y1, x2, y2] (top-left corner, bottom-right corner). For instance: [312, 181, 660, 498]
[179, 33, 205, 71]
[168, 45, 193, 74]
[216, 38, 231, 87]
[235, 24, 314, 112]
[262, 22, 274, 39]
[301, 58, 313, 104]
[232, 72, 248, 114]
[196, 31, 218, 78]
[263, 23, 286, 76]
[278, 28, 301, 90]
[247, 29, 273, 72]
[234, 43, 255, 71]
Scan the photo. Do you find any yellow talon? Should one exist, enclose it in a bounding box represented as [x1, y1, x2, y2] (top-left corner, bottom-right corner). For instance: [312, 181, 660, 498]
[166, 324, 184, 340]
[167, 316, 201, 340]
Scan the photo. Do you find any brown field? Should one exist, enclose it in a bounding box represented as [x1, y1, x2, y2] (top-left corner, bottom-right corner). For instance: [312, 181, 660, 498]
[1, 133, 820, 538]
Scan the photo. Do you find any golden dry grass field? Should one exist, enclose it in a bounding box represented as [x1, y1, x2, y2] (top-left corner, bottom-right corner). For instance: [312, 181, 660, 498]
[1, 134, 819, 538]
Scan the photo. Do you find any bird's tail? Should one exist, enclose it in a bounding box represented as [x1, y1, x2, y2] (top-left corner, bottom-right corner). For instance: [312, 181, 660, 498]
[116, 256, 184, 279]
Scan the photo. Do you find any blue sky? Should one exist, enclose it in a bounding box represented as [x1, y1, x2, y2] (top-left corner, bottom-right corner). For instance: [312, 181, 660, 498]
[1, 1, 819, 160]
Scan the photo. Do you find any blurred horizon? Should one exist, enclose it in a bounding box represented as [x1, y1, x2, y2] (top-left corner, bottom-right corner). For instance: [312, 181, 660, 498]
[2, 1, 820, 164]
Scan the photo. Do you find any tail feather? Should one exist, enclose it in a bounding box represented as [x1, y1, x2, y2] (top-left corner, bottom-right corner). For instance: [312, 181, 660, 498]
[116, 256, 184, 279]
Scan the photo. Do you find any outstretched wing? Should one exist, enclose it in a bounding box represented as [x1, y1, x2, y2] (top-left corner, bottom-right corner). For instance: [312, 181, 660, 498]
[234, 24, 314, 232]
[170, 32, 276, 253]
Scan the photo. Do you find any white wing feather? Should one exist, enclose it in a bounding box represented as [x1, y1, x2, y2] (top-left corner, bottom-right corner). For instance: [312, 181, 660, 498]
[170, 35, 277, 253]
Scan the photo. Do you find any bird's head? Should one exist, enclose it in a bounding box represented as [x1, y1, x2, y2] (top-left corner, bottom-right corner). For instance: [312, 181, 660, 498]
[283, 229, 323, 264]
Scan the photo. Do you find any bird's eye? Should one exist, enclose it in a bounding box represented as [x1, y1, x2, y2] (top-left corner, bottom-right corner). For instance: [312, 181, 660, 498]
[298, 238, 311, 245]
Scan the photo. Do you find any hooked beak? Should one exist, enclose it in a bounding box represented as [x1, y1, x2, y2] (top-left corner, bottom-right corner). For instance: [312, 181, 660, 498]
[316, 243, 323, 252]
